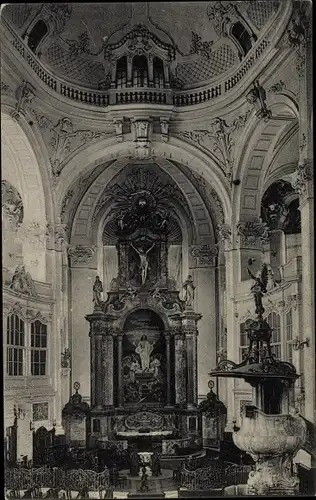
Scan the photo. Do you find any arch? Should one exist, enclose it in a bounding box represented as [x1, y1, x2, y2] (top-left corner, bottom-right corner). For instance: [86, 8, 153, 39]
[1, 109, 55, 224]
[232, 96, 298, 223]
[72, 159, 215, 247]
[1, 112, 54, 281]
[118, 304, 170, 331]
[54, 135, 231, 225]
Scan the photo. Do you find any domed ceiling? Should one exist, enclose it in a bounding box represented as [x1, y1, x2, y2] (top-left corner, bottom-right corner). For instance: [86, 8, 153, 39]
[3, 1, 280, 90]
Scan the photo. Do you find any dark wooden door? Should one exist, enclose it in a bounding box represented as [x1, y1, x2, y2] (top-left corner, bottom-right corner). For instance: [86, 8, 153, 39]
[33, 426, 54, 466]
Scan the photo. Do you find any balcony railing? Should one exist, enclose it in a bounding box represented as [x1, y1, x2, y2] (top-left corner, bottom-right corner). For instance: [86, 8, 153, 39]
[4, 17, 275, 109]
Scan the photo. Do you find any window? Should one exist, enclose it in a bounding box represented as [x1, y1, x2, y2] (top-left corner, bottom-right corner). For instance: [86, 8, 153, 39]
[27, 20, 48, 53]
[132, 55, 148, 87]
[267, 312, 281, 359]
[116, 56, 127, 88]
[153, 57, 165, 88]
[232, 22, 253, 57]
[286, 310, 293, 363]
[7, 315, 25, 376]
[239, 322, 249, 362]
[31, 321, 47, 376]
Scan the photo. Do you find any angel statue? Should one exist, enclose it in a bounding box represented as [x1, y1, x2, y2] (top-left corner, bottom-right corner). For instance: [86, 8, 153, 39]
[130, 242, 155, 285]
[93, 276, 103, 306]
[247, 263, 268, 317]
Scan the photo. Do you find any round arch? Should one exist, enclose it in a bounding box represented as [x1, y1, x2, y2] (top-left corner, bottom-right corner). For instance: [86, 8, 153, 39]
[232, 95, 299, 223]
[1, 111, 54, 281]
[54, 135, 231, 224]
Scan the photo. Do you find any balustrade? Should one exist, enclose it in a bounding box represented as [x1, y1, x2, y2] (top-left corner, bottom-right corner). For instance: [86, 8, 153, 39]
[4, 15, 272, 108]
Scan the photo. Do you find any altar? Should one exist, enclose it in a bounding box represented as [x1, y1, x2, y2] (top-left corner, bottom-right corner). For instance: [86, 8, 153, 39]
[85, 173, 202, 457]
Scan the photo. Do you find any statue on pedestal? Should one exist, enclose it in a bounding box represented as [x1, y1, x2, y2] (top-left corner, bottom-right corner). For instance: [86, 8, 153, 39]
[135, 335, 153, 372]
[183, 274, 195, 308]
[93, 276, 103, 306]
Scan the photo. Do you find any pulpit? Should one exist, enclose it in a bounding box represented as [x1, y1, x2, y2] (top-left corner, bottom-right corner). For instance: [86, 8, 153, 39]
[85, 175, 202, 457]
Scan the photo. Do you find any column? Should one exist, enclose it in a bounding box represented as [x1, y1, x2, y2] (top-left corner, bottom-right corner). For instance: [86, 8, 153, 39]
[86, 311, 107, 409]
[292, 9, 315, 429]
[185, 331, 198, 407]
[174, 334, 186, 405]
[117, 334, 123, 407]
[165, 333, 172, 406]
[127, 56, 133, 87]
[95, 335, 103, 408]
[148, 55, 154, 87]
[69, 244, 97, 400]
[103, 334, 114, 406]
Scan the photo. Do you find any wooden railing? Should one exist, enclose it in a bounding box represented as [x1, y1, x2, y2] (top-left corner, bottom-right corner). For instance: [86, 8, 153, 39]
[4, 17, 273, 109]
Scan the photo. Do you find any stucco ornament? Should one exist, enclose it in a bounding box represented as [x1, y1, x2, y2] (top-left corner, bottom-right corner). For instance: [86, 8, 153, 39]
[237, 219, 269, 248]
[2, 181, 24, 229]
[68, 245, 95, 265]
[11, 81, 36, 121]
[291, 160, 313, 198]
[10, 265, 37, 297]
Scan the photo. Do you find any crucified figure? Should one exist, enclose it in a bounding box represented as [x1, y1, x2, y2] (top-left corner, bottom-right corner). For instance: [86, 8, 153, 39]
[131, 242, 155, 285]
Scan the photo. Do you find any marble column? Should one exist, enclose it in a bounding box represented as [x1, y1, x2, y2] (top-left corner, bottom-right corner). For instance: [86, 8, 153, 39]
[86, 311, 107, 409]
[95, 335, 103, 408]
[165, 333, 172, 406]
[117, 334, 123, 407]
[102, 334, 114, 406]
[185, 331, 198, 407]
[174, 335, 186, 406]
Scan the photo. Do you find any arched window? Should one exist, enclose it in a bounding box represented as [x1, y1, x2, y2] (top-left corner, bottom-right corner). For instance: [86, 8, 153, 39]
[27, 20, 48, 53]
[267, 312, 281, 359]
[132, 55, 148, 87]
[116, 56, 127, 88]
[153, 57, 165, 88]
[231, 22, 253, 58]
[31, 320, 48, 376]
[7, 315, 25, 376]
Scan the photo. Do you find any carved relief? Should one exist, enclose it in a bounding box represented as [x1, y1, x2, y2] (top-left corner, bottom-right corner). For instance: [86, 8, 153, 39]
[217, 223, 232, 250]
[190, 244, 218, 267]
[42, 3, 72, 35]
[177, 111, 251, 179]
[268, 80, 286, 93]
[19, 221, 47, 249]
[190, 31, 214, 59]
[68, 245, 95, 265]
[131, 119, 152, 159]
[160, 118, 169, 142]
[2, 181, 24, 229]
[237, 219, 269, 248]
[29, 110, 113, 179]
[1, 81, 14, 96]
[32, 402, 49, 421]
[286, 11, 309, 78]
[207, 2, 231, 36]
[291, 160, 313, 198]
[246, 81, 272, 122]
[11, 81, 36, 121]
[46, 223, 68, 247]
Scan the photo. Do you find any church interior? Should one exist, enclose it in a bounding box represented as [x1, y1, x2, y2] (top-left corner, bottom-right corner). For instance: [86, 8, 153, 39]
[2, 1, 315, 498]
